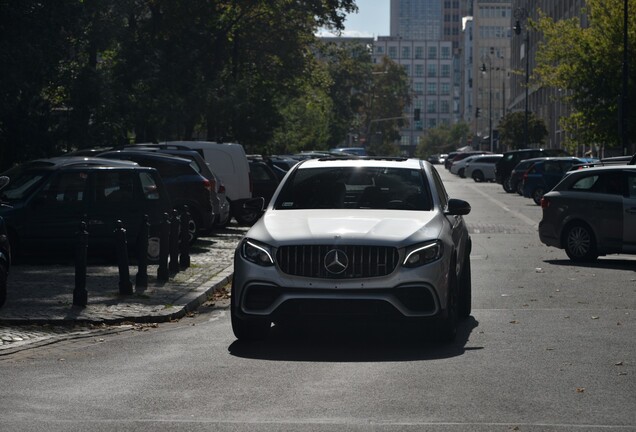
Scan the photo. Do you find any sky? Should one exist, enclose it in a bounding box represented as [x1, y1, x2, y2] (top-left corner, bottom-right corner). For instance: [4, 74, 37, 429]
[317, 0, 390, 38]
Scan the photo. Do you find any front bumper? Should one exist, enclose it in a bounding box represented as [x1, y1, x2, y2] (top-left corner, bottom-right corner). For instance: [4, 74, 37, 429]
[232, 251, 449, 321]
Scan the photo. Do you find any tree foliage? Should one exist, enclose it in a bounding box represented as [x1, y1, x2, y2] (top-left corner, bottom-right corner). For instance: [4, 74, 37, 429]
[533, 0, 636, 149]
[415, 122, 470, 158]
[497, 111, 548, 150]
[0, 0, 358, 170]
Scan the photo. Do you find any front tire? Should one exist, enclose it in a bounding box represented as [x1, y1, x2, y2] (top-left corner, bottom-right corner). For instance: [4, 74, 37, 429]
[503, 176, 514, 193]
[0, 262, 7, 307]
[458, 252, 471, 319]
[531, 188, 545, 206]
[437, 261, 459, 343]
[563, 223, 598, 262]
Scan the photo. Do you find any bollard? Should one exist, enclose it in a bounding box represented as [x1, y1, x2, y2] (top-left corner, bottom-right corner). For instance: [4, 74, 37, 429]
[73, 220, 89, 307]
[168, 209, 180, 273]
[115, 220, 133, 295]
[135, 215, 149, 289]
[179, 206, 191, 269]
[157, 212, 170, 282]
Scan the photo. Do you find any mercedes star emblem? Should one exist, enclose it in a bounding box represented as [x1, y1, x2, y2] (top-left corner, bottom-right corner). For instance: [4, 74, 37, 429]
[324, 249, 349, 274]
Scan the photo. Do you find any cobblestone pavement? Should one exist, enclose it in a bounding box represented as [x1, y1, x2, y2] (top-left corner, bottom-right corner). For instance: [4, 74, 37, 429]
[0, 223, 247, 354]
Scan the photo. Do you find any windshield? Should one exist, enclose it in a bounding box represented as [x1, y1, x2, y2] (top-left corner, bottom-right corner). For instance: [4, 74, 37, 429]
[0, 168, 49, 202]
[274, 166, 432, 211]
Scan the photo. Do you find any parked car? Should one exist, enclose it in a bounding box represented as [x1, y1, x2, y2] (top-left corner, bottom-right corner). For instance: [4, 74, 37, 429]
[0, 176, 10, 307]
[495, 148, 570, 192]
[446, 151, 490, 173]
[120, 145, 230, 228]
[450, 154, 487, 178]
[0, 157, 171, 261]
[538, 165, 636, 261]
[249, 159, 280, 204]
[509, 157, 548, 195]
[464, 154, 503, 182]
[522, 157, 594, 205]
[97, 150, 215, 241]
[231, 157, 472, 343]
[137, 141, 253, 225]
[427, 153, 448, 165]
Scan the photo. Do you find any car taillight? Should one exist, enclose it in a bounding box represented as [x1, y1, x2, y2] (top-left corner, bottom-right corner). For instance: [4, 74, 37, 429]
[540, 197, 550, 209]
[219, 183, 226, 194]
[202, 178, 212, 191]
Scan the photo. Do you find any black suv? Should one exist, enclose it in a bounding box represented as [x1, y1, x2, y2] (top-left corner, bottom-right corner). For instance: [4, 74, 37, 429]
[495, 148, 570, 192]
[0, 157, 171, 261]
[98, 151, 215, 241]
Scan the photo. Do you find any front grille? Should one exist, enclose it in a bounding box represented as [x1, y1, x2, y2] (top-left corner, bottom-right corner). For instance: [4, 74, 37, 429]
[276, 245, 399, 279]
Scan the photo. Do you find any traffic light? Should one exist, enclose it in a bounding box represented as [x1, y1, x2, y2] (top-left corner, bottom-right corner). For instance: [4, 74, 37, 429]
[414, 108, 420, 121]
[475, 107, 481, 118]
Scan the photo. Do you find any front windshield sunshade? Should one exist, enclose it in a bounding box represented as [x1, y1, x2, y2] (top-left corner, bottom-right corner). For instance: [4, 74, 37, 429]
[274, 167, 432, 211]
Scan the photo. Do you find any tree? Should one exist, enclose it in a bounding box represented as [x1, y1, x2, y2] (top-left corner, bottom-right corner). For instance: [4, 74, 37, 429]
[415, 122, 470, 158]
[359, 57, 412, 156]
[533, 0, 636, 150]
[497, 111, 548, 150]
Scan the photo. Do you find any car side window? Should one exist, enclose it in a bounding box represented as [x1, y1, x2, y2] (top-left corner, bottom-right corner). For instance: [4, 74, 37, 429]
[571, 175, 599, 191]
[628, 174, 636, 198]
[139, 172, 161, 200]
[95, 171, 135, 203]
[39, 171, 88, 203]
[430, 167, 448, 209]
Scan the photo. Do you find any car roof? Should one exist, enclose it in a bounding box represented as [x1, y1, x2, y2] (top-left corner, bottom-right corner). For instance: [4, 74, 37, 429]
[564, 164, 636, 177]
[98, 150, 192, 164]
[10, 156, 140, 170]
[297, 157, 421, 170]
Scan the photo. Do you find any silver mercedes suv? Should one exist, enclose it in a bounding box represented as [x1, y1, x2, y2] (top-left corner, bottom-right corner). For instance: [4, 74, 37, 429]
[231, 157, 472, 342]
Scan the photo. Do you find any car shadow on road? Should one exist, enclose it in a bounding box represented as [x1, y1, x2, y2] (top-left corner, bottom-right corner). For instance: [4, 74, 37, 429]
[544, 258, 636, 272]
[228, 317, 479, 362]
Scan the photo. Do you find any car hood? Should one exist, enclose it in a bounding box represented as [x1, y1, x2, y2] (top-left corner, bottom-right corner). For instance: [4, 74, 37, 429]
[249, 209, 443, 246]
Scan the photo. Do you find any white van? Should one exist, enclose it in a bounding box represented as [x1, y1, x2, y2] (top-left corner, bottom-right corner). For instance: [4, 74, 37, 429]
[140, 141, 255, 224]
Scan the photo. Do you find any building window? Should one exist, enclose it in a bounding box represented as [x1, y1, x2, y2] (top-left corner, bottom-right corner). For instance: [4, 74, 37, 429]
[441, 64, 451, 78]
[441, 83, 450, 95]
[414, 82, 424, 95]
[441, 46, 451, 59]
[415, 46, 424, 59]
[376, 46, 384, 54]
[401, 46, 410, 59]
[427, 64, 437, 77]
[415, 64, 424, 77]
[388, 46, 397, 59]
[427, 100, 437, 113]
[428, 46, 437, 59]
[428, 118, 437, 128]
[440, 100, 450, 113]
[427, 82, 437, 95]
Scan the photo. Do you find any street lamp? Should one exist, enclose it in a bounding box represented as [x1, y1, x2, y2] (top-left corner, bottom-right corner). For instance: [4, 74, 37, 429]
[514, 8, 530, 149]
[481, 59, 493, 153]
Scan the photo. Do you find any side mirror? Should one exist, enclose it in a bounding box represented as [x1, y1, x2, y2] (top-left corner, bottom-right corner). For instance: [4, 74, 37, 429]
[445, 198, 471, 216]
[0, 176, 9, 190]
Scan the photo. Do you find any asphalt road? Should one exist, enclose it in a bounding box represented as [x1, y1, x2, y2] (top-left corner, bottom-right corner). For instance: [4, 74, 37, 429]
[1, 166, 634, 432]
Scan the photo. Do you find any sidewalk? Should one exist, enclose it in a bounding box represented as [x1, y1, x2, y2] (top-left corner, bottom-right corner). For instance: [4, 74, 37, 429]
[0, 224, 247, 325]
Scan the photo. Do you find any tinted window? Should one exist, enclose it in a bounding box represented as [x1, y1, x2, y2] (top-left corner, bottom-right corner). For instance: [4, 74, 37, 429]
[275, 167, 432, 211]
[571, 172, 625, 195]
[39, 171, 88, 203]
[95, 171, 136, 203]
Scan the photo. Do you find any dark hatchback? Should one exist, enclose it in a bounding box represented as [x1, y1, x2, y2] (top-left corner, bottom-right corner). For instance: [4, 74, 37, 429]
[495, 148, 570, 192]
[0, 158, 171, 261]
[522, 157, 594, 205]
[98, 151, 215, 241]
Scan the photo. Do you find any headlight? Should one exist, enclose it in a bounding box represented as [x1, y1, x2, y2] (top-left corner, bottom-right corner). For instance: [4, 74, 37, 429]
[403, 240, 443, 268]
[241, 238, 275, 266]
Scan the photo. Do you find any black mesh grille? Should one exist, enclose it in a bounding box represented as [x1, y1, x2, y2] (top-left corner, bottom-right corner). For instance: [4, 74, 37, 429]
[276, 245, 399, 279]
